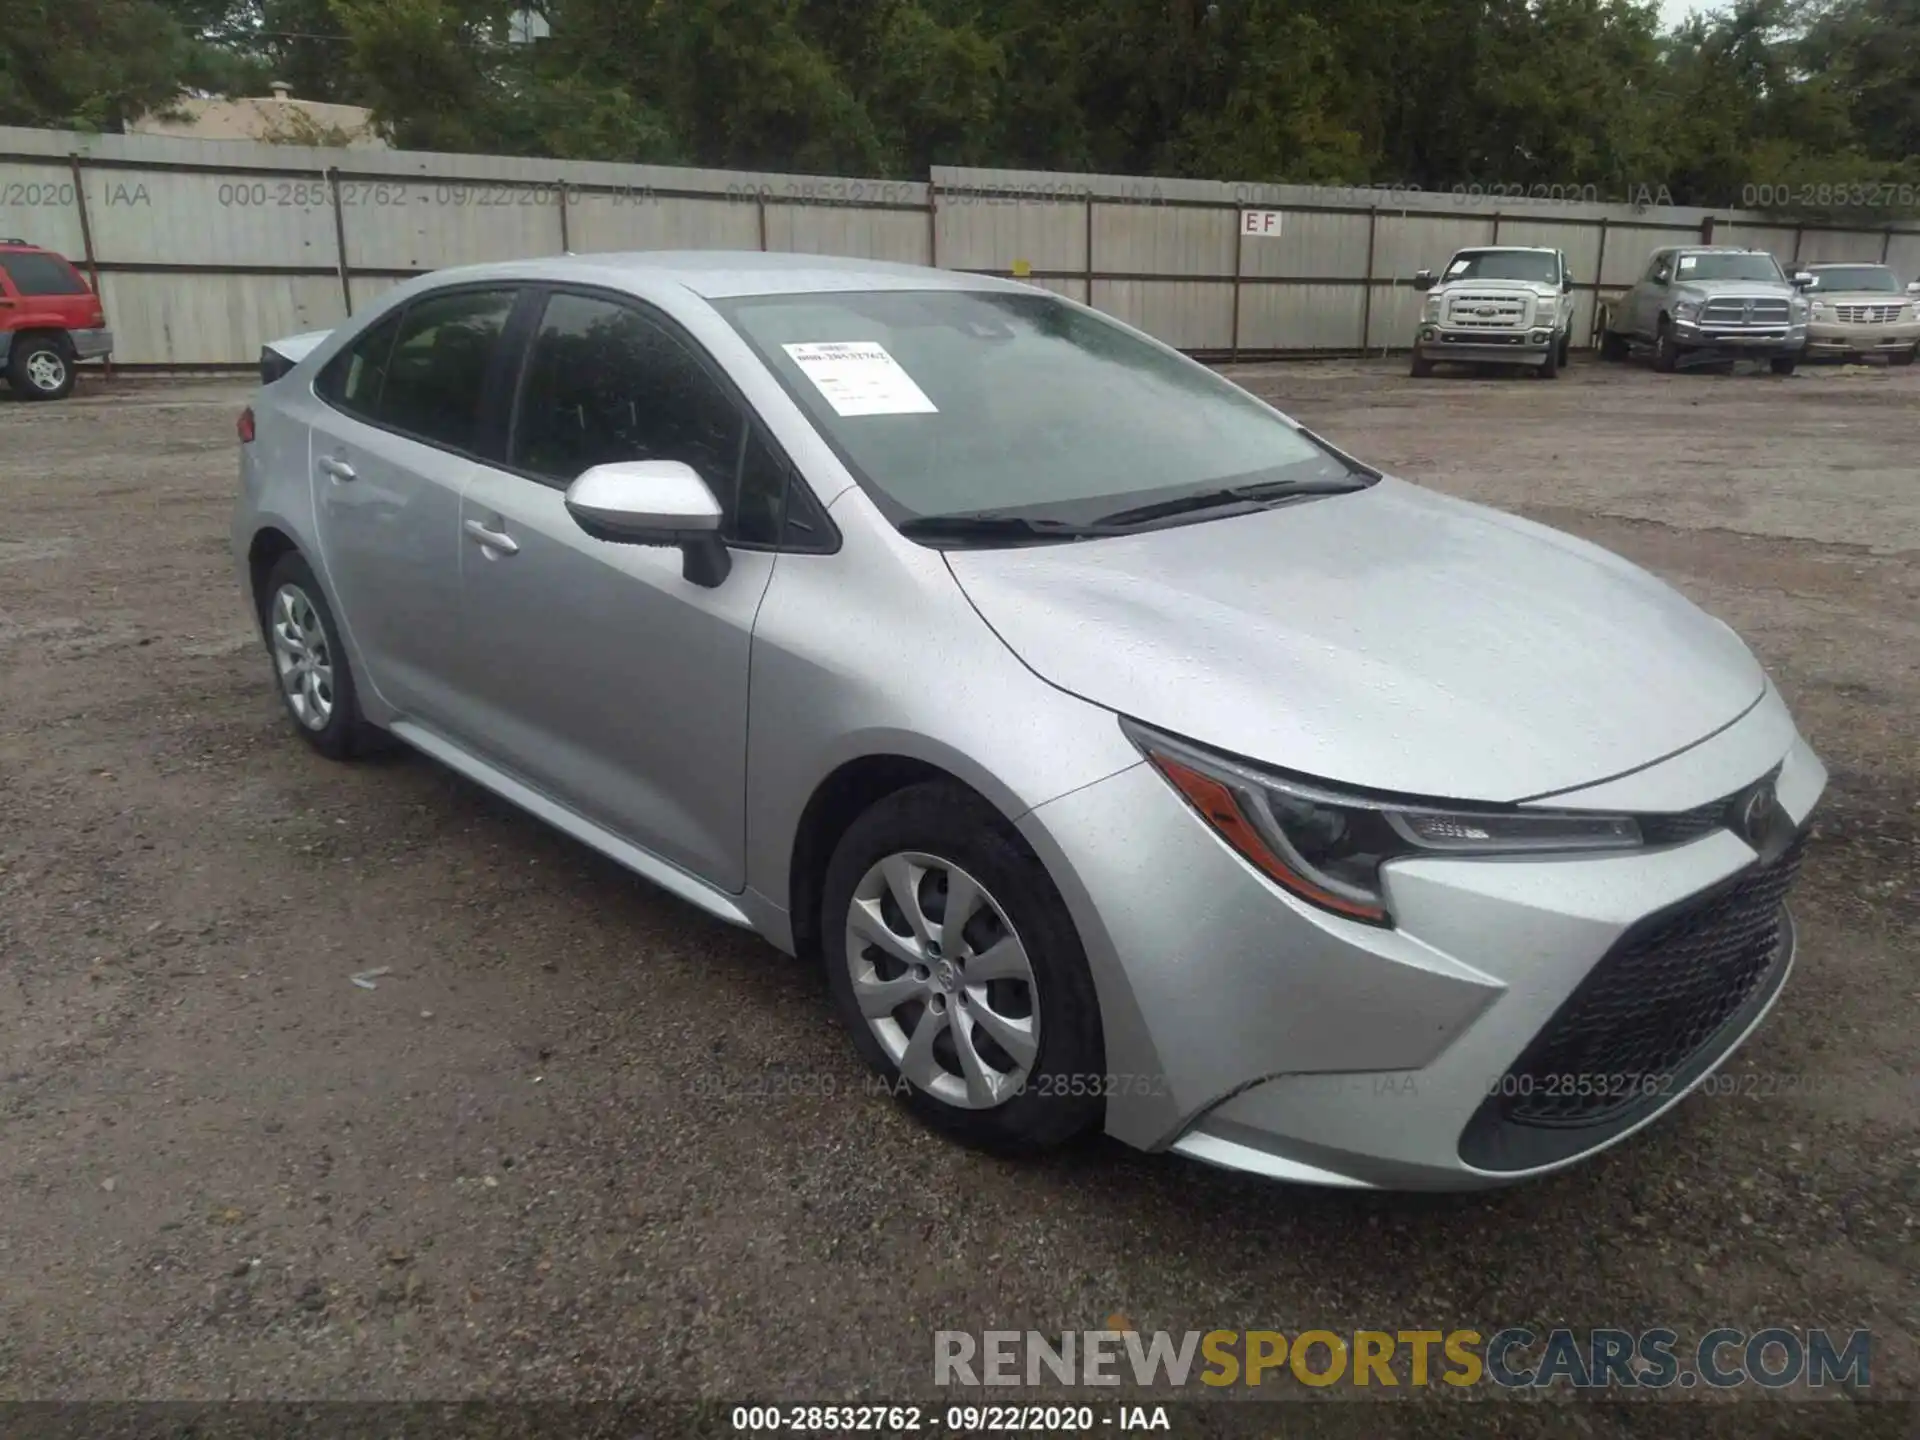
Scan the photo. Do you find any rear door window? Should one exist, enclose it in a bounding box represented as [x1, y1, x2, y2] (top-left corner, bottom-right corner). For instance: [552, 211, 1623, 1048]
[376, 289, 519, 452]
[0, 252, 88, 296]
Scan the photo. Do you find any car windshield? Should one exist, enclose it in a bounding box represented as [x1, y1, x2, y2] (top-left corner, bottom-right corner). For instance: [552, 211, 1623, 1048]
[1676, 253, 1784, 282]
[1805, 266, 1900, 293]
[717, 288, 1364, 531]
[1442, 250, 1559, 284]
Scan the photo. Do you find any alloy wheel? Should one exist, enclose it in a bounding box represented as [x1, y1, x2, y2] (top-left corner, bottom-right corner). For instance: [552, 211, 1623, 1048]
[269, 583, 334, 730]
[844, 851, 1040, 1110]
[26, 350, 67, 393]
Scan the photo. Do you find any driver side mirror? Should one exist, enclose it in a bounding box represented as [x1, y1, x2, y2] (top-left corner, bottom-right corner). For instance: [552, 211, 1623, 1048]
[1792, 271, 1814, 288]
[1561, 274, 1574, 294]
[1412, 269, 1436, 292]
[565, 459, 732, 588]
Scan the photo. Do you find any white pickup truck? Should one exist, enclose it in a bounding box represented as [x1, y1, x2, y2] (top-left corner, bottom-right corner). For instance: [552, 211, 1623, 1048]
[1409, 246, 1575, 379]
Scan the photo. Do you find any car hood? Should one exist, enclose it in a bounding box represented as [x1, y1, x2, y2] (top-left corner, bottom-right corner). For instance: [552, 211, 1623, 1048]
[944, 478, 1766, 802]
[1673, 278, 1793, 298]
[1436, 278, 1555, 295]
[1809, 290, 1908, 305]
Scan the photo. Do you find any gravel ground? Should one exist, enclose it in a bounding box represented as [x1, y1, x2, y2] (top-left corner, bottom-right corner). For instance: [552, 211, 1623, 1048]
[0, 358, 1913, 1435]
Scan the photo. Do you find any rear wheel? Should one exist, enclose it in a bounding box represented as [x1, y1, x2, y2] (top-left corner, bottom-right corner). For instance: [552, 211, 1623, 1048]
[1653, 319, 1682, 373]
[1769, 353, 1799, 376]
[258, 550, 382, 760]
[6, 333, 75, 400]
[823, 781, 1106, 1154]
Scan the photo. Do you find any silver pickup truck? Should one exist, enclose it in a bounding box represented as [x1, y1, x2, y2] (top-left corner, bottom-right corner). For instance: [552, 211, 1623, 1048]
[1409, 246, 1574, 378]
[1599, 246, 1810, 373]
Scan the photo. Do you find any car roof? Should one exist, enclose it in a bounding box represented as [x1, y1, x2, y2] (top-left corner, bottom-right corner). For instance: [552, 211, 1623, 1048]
[1453, 245, 1556, 253]
[398, 250, 1029, 301]
[1805, 261, 1890, 268]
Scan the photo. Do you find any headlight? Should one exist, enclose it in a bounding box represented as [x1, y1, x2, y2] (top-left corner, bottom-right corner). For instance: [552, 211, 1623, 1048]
[1900, 304, 1916, 322]
[1673, 300, 1699, 321]
[1810, 301, 1829, 318]
[1790, 297, 1809, 317]
[1422, 295, 1443, 322]
[1534, 296, 1558, 320]
[1124, 721, 1643, 927]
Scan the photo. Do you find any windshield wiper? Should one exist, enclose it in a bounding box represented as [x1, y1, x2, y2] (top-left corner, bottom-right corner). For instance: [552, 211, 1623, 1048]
[1093, 476, 1367, 529]
[897, 512, 1128, 544]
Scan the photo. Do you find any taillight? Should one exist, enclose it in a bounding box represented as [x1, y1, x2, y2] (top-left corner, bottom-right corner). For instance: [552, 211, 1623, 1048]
[237, 407, 256, 444]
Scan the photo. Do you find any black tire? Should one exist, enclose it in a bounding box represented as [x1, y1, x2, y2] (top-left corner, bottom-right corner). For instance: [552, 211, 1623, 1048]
[1409, 349, 1435, 378]
[257, 550, 381, 760]
[1653, 319, 1682, 373]
[1891, 346, 1916, 367]
[1538, 341, 1560, 379]
[822, 781, 1105, 1155]
[1769, 354, 1798, 376]
[1599, 329, 1630, 362]
[6, 333, 76, 400]
[1558, 329, 1572, 368]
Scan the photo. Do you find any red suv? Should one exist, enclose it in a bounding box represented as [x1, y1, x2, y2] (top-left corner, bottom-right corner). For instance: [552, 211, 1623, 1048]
[1, 239, 113, 400]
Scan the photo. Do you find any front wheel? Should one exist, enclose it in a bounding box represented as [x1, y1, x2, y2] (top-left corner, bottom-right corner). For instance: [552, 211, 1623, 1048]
[6, 334, 75, 400]
[1538, 342, 1560, 379]
[1769, 354, 1799, 376]
[1891, 345, 1916, 367]
[1558, 329, 1572, 368]
[1599, 329, 1630, 362]
[823, 782, 1106, 1154]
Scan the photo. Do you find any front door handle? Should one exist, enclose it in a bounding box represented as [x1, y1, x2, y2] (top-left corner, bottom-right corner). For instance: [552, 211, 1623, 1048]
[464, 518, 519, 555]
[317, 455, 356, 482]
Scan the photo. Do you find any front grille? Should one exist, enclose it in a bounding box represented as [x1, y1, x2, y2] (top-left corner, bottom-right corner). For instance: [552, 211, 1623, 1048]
[1833, 303, 1902, 323]
[1494, 831, 1808, 1129]
[1702, 297, 1792, 327]
[1639, 796, 1730, 846]
[1446, 293, 1529, 330]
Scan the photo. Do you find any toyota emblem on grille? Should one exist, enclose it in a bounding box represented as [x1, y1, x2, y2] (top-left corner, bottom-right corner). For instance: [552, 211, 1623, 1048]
[1733, 780, 1778, 845]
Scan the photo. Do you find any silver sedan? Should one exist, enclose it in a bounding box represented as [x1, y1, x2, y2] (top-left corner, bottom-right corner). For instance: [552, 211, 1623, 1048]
[235, 252, 1825, 1189]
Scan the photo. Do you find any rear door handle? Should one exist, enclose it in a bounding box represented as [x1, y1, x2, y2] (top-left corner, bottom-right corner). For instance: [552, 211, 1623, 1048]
[317, 455, 356, 482]
[464, 518, 519, 555]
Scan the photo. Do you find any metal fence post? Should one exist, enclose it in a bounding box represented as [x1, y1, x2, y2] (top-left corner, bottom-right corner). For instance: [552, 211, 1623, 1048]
[1360, 206, 1378, 354]
[557, 180, 571, 252]
[927, 180, 939, 268]
[66, 152, 108, 377]
[326, 166, 352, 315]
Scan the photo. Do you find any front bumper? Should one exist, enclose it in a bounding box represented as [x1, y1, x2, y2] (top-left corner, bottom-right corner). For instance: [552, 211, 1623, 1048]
[1805, 319, 1920, 356]
[1672, 318, 1805, 351]
[1415, 326, 1556, 364]
[68, 328, 114, 361]
[1017, 685, 1826, 1190]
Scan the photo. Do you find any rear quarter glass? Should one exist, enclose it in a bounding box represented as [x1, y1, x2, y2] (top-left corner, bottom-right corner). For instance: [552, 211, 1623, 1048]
[0, 251, 90, 297]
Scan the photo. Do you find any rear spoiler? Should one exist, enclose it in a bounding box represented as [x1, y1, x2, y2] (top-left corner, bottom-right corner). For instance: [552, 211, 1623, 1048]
[259, 329, 333, 384]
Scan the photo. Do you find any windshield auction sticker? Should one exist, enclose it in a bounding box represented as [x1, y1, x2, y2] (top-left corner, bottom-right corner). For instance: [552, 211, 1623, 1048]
[782, 341, 938, 417]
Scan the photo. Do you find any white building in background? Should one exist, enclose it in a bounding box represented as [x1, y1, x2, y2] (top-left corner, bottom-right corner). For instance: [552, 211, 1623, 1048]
[129, 82, 386, 149]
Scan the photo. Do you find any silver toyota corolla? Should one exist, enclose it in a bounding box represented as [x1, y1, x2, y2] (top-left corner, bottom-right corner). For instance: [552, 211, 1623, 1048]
[233, 252, 1826, 1190]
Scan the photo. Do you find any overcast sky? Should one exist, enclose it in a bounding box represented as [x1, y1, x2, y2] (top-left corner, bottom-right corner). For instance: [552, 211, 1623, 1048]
[1660, 0, 1717, 24]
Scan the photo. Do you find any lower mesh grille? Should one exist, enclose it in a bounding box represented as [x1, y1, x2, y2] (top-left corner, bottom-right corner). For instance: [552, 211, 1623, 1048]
[1495, 832, 1808, 1128]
